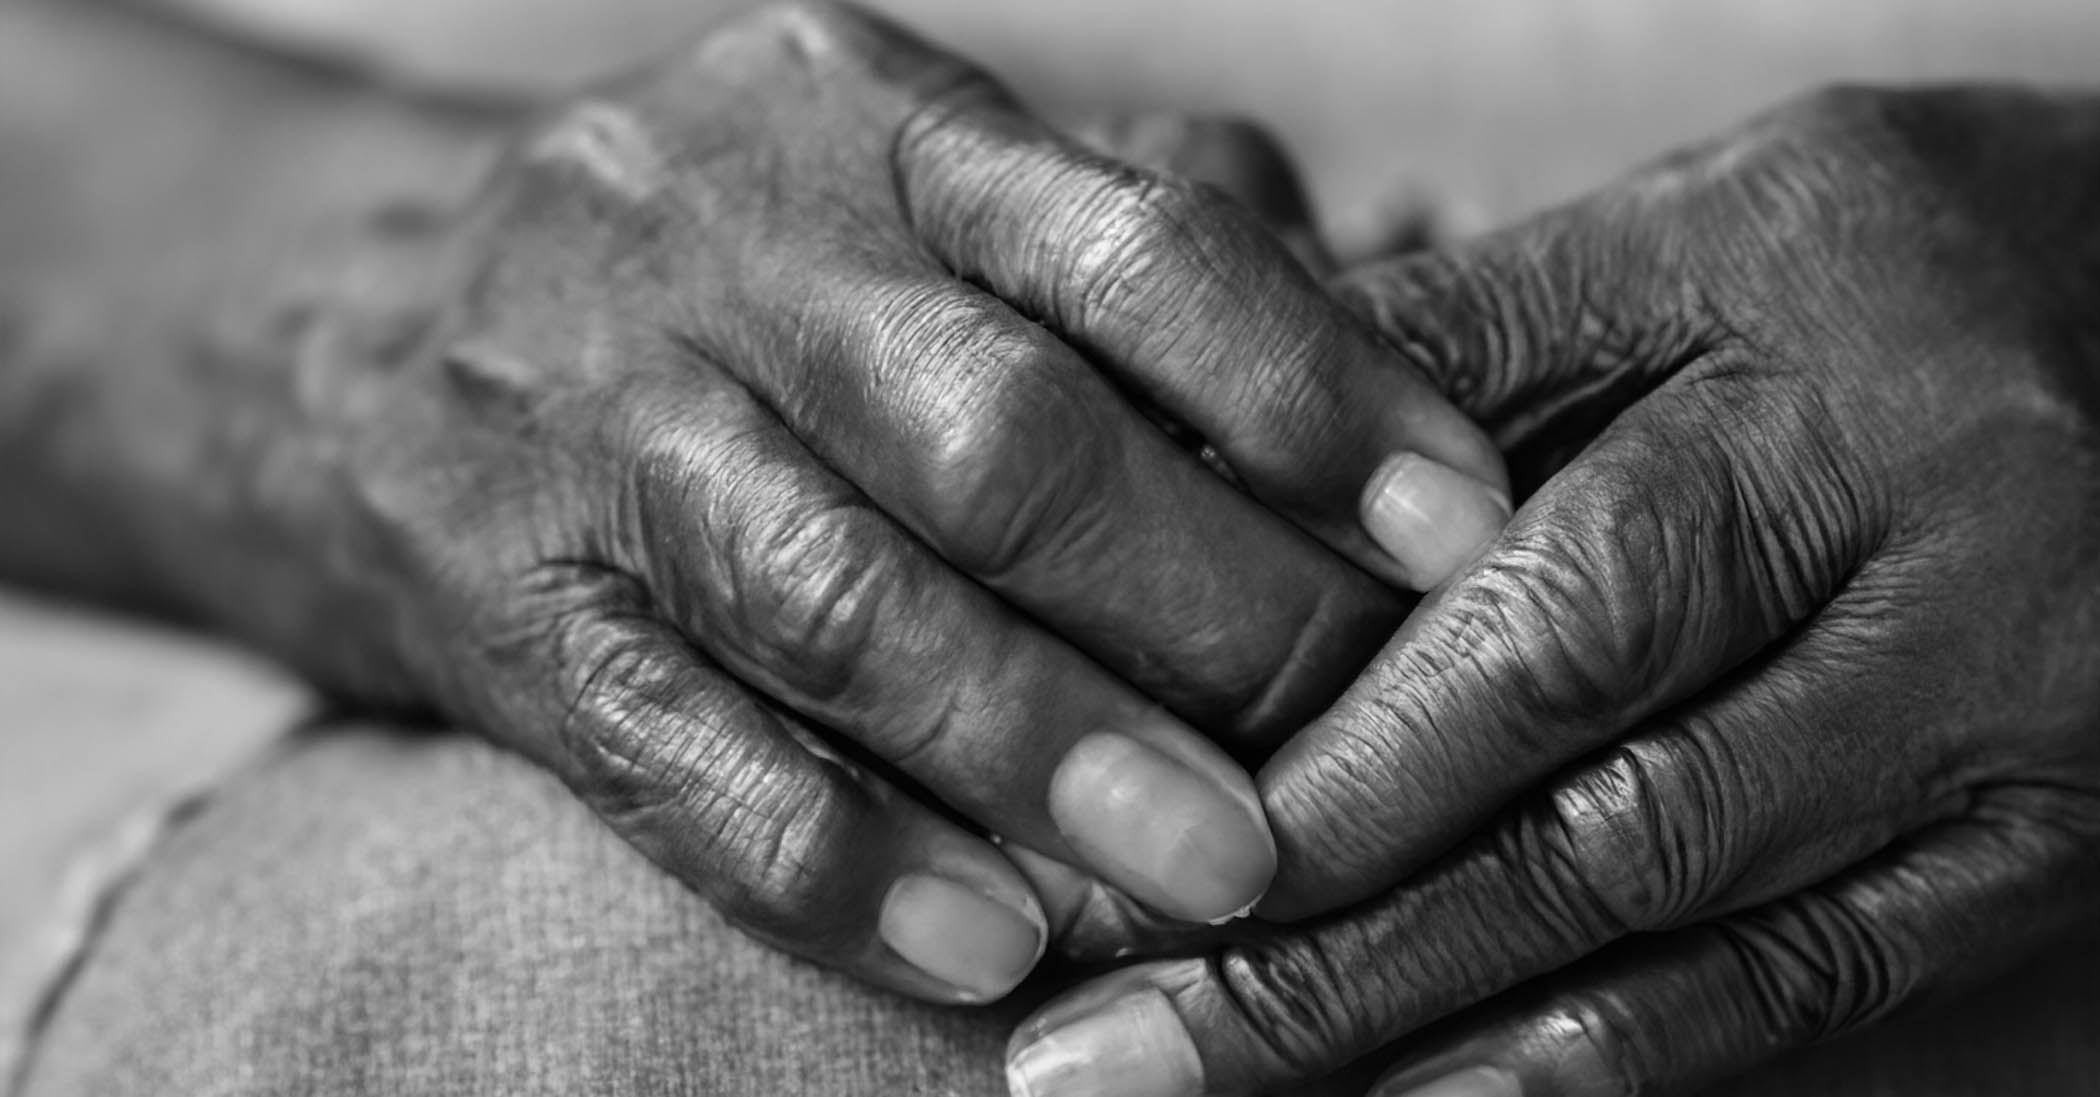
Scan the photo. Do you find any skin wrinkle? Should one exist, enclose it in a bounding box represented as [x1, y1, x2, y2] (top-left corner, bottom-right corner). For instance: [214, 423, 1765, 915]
[1678, 381, 1849, 633]
[1468, 537, 1656, 729]
[921, 117, 1437, 589]
[1264, 687, 1446, 887]
[1505, 794, 1643, 948]
[527, 427, 908, 942]
[1042, 170, 1389, 516]
[783, 262, 1354, 734]
[1548, 747, 1695, 931]
[1711, 917, 1841, 1049]
[879, 69, 1432, 743]
[1030, 86, 2100, 1097]
[1644, 729, 1750, 918]
[730, 497, 902, 705]
[1056, 171, 1176, 335]
[581, 657, 863, 944]
[1208, 946, 1351, 1082]
[865, 289, 1103, 579]
[882, 70, 1021, 254]
[1364, 837, 1606, 1050]
[1199, 298, 1364, 488]
[1774, 885, 1919, 1037]
[23, 5, 2100, 1082]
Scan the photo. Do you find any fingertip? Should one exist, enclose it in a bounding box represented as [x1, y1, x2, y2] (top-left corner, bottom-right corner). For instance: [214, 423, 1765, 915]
[878, 868, 1047, 1002]
[1248, 756, 1375, 923]
[1006, 963, 1210, 1097]
[1359, 451, 1512, 590]
[1047, 726, 1276, 924]
[871, 818, 1053, 1004]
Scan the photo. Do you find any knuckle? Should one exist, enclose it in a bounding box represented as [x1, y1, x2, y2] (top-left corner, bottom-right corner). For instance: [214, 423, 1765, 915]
[1467, 443, 1719, 722]
[1400, 538, 1638, 744]
[1689, 377, 1879, 622]
[730, 497, 901, 697]
[1722, 892, 1922, 1042]
[555, 620, 696, 803]
[555, 625, 865, 945]
[1513, 746, 1706, 940]
[870, 291, 1114, 576]
[1066, 172, 1236, 325]
[1212, 940, 1367, 1079]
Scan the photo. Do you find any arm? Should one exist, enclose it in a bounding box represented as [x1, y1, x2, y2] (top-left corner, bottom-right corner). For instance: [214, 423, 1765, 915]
[0, 0, 502, 698]
[0, 0, 1510, 1004]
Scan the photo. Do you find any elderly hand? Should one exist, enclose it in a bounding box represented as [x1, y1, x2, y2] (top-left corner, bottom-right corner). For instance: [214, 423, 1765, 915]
[142, 1, 1512, 1006]
[1003, 85, 2100, 1097]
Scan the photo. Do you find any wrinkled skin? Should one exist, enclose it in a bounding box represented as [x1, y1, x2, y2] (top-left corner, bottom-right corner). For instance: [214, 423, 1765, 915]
[63, 2, 1517, 1003]
[15, 3, 2100, 1092]
[1010, 86, 2100, 1097]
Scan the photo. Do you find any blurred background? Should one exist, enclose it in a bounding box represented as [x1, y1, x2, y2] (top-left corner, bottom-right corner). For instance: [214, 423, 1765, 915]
[170, 0, 2100, 240]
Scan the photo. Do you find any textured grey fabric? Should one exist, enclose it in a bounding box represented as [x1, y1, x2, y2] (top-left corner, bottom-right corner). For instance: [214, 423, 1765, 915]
[14, 727, 1026, 1097]
[19, 724, 2100, 1097]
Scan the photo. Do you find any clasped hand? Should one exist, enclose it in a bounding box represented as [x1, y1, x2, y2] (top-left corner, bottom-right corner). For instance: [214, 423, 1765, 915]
[273, 6, 2100, 1096]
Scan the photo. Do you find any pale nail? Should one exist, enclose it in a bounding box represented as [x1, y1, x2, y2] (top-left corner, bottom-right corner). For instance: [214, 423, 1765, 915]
[879, 873, 1046, 1001]
[1048, 731, 1276, 923]
[1371, 1066, 1523, 1097]
[1360, 452, 1512, 590]
[1007, 987, 1203, 1097]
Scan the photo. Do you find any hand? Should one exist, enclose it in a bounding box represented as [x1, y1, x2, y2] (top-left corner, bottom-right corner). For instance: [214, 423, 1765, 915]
[210, 3, 1507, 1004]
[1001, 85, 2100, 1096]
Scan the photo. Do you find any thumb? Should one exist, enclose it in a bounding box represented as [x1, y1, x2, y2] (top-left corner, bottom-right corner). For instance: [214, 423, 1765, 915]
[1364, 809, 2100, 1097]
[999, 805, 2100, 1097]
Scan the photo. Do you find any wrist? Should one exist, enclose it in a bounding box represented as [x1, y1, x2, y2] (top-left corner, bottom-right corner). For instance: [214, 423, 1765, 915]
[0, 0, 516, 701]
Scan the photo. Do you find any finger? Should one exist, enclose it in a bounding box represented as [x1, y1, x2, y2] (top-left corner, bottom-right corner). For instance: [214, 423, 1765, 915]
[896, 87, 1509, 592]
[1066, 112, 1334, 275]
[615, 6, 1405, 736]
[471, 573, 1047, 1005]
[1365, 805, 2100, 1097]
[605, 365, 1275, 924]
[1257, 373, 1886, 916]
[1002, 606, 1955, 1096]
[1325, 216, 1714, 493]
[703, 268, 1401, 745]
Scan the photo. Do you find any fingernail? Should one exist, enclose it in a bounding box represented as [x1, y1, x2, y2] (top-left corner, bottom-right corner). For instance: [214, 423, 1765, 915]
[1048, 731, 1275, 923]
[879, 873, 1047, 1002]
[1360, 452, 1512, 590]
[1007, 986, 1203, 1097]
[1371, 1066, 1522, 1097]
